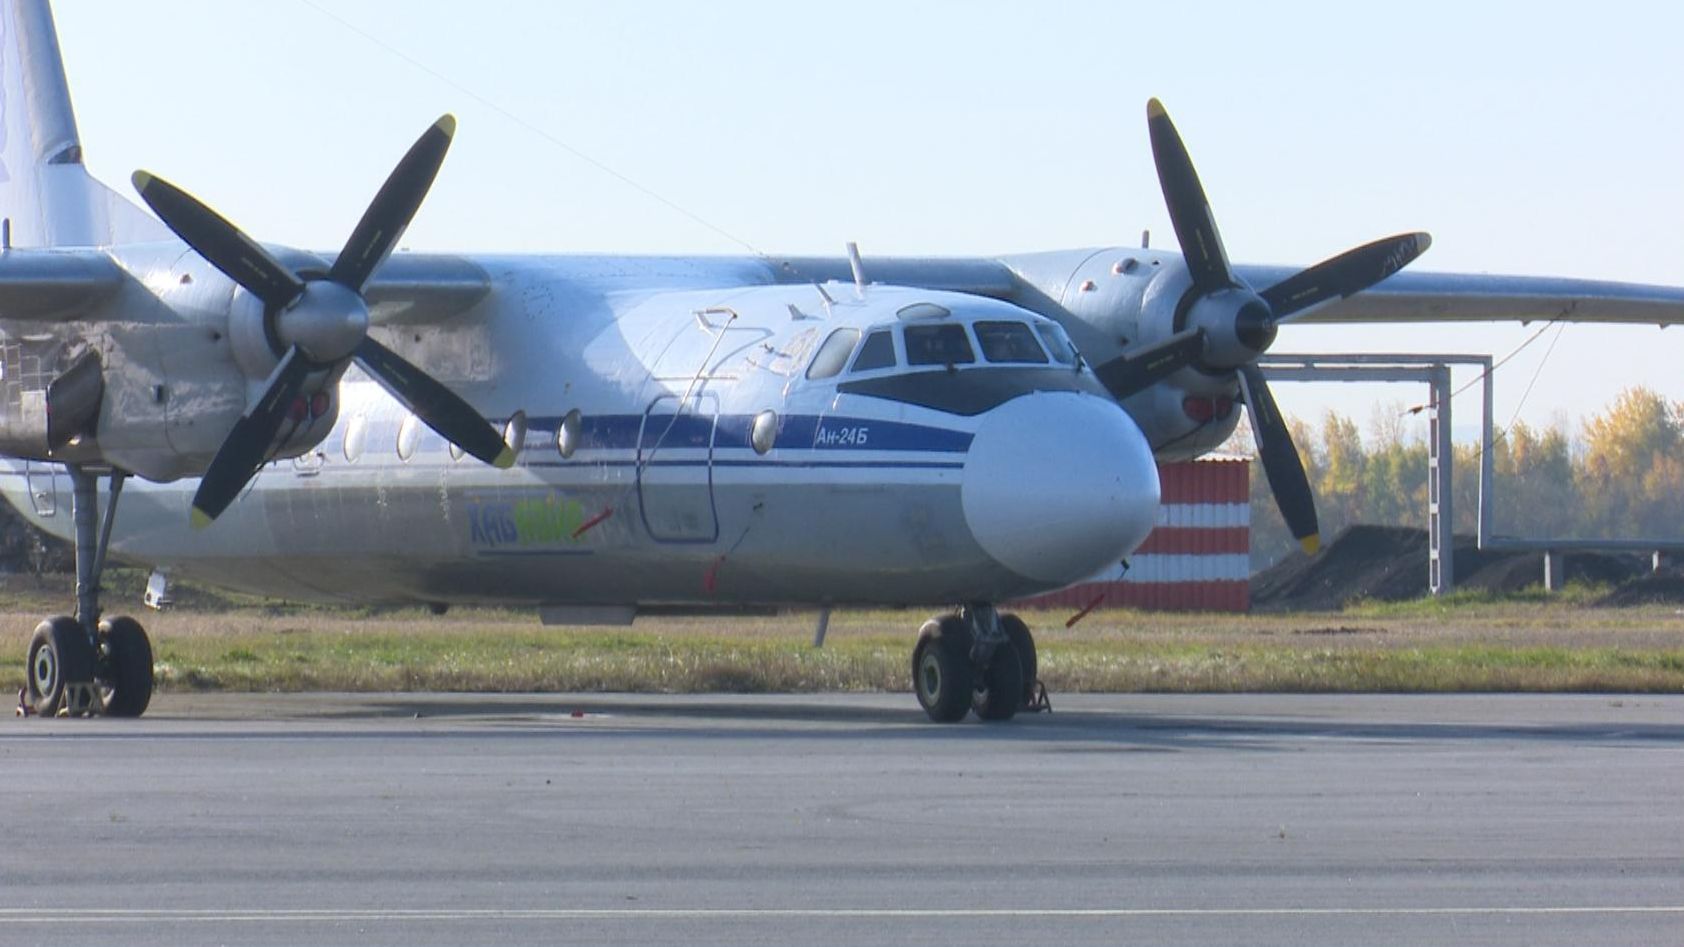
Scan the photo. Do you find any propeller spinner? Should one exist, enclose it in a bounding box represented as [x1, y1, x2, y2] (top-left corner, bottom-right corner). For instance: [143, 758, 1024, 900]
[133, 115, 514, 528]
[1095, 99, 1432, 555]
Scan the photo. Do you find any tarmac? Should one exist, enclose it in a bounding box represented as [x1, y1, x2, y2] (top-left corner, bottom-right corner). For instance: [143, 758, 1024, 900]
[3, 692, 1681, 946]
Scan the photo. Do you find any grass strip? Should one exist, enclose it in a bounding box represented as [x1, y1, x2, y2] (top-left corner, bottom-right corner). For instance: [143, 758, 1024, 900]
[2, 625, 1679, 695]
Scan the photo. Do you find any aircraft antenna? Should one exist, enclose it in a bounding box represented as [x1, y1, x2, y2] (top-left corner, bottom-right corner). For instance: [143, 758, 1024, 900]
[1141, 229, 1150, 249]
[846, 242, 867, 297]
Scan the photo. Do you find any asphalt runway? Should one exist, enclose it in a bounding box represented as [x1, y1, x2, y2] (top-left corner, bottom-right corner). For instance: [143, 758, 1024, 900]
[3, 692, 1680, 947]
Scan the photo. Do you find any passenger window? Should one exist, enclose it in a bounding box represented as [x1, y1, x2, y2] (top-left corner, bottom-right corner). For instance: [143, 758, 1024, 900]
[975, 321, 1049, 364]
[1035, 322, 1078, 365]
[904, 324, 976, 367]
[850, 330, 897, 372]
[806, 328, 861, 380]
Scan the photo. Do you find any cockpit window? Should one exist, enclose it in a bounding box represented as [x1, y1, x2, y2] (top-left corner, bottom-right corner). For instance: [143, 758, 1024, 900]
[806, 328, 861, 380]
[975, 321, 1049, 364]
[850, 330, 897, 372]
[1035, 321, 1078, 366]
[904, 324, 976, 367]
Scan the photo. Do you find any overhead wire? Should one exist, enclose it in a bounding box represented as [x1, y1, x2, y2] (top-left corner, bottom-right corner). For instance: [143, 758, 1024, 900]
[295, 0, 769, 259]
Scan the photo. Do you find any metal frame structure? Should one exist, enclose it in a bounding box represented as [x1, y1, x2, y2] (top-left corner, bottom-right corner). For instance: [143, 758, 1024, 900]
[1262, 352, 1684, 595]
[1261, 353, 1488, 596]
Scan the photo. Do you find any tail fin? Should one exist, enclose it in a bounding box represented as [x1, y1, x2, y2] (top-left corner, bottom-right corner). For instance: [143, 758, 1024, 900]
[0, 0, 166, 247]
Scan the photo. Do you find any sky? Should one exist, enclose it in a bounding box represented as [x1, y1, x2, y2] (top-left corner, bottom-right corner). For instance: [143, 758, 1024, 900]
[48, 0, 1684, 444]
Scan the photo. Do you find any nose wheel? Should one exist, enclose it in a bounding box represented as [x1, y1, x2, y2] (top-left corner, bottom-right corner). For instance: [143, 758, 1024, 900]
[911, 607, 1043, 723]
[16, 465, 154, 719]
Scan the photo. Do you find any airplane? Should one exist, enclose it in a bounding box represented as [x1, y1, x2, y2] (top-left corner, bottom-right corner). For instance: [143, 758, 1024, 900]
[4, 0, 1683, 723]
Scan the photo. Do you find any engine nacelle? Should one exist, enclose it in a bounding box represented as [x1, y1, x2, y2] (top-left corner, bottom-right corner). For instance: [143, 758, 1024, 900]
[71, 246, 342, 482]
[1005, 246, 1243, 458]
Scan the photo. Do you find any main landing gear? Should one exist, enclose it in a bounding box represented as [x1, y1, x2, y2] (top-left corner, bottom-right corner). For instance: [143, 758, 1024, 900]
[20, 465, 154, 719]
[911, 604, 1045, 723]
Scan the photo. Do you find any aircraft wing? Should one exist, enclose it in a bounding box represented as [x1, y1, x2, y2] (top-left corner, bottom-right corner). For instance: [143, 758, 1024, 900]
[0, 249, 124, 320]
[773, 254, 1684, 327]
[354, 254, 492, 326]
[1234, 265, 1684, 327]
[770, 256, 1019, 298]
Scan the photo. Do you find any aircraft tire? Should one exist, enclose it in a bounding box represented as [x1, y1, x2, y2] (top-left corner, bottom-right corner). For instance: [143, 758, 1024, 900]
[26, 616, 93, 717]
[972, 638, 1024, 721]
[98, 616, 154, 718]
[1000, 613, 1037, 709]
[913, 616, 974, 723]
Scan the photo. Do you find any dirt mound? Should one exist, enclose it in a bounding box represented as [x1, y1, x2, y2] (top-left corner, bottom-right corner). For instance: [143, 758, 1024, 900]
[1595, 573, 1684, 607]
[1251, 525, 1649, 611]
[1251, 525, 1431, 611]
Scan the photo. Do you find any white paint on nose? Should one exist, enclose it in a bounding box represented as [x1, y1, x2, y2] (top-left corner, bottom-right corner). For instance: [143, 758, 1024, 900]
[961, 392, 1159, 587]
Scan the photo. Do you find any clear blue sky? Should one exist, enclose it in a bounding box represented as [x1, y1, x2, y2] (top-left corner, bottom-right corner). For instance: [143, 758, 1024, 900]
[51, 1, 1684, 442]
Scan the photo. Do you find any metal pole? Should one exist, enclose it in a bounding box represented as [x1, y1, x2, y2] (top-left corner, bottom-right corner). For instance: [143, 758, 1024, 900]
[1428, 365, 1454, 596]
[1479, 356, 1494, 549]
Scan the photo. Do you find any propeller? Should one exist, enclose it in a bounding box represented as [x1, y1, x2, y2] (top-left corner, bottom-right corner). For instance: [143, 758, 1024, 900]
[1093, 99, 1432, 554]
[133, 115, 514, 528]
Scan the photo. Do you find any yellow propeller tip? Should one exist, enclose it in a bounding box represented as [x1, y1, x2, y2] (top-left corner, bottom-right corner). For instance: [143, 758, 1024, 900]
[493, 446, 517, 469]
[1146, 98, 1166, 118]
[189, 507, 214, 531]
[436, 114, 457, 137]
[1299, 535, 1321, 556]
[131, 170, 153, 190]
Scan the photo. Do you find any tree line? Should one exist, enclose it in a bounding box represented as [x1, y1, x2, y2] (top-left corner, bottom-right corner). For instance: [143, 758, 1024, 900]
[1237, 386, 1684, 569]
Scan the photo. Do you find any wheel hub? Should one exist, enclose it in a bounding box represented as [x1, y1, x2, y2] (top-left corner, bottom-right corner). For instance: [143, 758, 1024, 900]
[31, 647, 55, 692]
[918, 653, 942, 699]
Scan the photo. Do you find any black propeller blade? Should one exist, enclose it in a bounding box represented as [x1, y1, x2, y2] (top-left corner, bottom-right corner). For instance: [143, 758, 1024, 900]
[131, 171, 305, 310]
[1147, 98, 1233, 292]
[1260, 232, 1432, 321]
[1236, 364, 1318, 554]
[1093, 328, 1206, 401]
[189, 348, 311, 527]
[137, 115, 515, 527]
[354, 337, 514, 469]
[331, 115, 456, 292]
[1135, 99, 1434, 554]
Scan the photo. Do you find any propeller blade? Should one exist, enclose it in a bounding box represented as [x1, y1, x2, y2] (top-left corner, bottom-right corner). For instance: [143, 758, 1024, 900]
[1092, 328, 1206, 400]
[1236, 363, 1319, 554]
[330, 115, 457, 292]
[353, 336, 514, 468]
[131, 171, 306, 311]
[1260, 232, 1433, 321]
[1147, 98, 1233, 291]
[190, 347, 312, 528]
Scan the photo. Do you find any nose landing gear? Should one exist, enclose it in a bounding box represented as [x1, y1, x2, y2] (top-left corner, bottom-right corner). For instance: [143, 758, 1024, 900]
[16, 465, 153, 719]
[911, 605, 1044, 723]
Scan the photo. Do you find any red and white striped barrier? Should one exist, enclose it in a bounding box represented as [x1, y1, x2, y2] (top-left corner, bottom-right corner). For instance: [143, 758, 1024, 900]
[1014, 459, 1250, 613]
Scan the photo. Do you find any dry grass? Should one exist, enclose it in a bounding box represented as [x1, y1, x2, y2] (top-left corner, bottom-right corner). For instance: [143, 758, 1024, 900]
[1, 573, 1680, 694]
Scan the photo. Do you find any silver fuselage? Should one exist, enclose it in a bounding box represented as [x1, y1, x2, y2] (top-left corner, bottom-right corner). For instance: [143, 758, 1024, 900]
[0, 255, 1161, 610]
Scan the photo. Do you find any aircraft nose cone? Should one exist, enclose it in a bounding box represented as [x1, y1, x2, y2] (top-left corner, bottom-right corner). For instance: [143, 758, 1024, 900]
[961, 392, 1160, 588]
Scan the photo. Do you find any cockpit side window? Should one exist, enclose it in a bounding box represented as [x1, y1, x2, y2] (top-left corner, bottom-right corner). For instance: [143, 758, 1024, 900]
[975, 321, 1050, 364]
[806, 328, 861, 380]
[904, 324, 976, 367]
[850, 330, 897, 372]
[1035, 321, 1078, 366]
